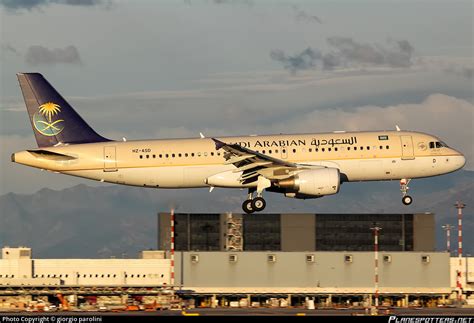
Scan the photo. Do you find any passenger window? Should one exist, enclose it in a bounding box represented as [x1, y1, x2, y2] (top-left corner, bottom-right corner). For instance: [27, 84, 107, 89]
[159, 154, 162, 158]
[322, 148, 325, 152]
[360, 147, 363, 150]
[211, 152, 214, 156]
[347, 147, 350, 151]
[309, 148, 312, 152]
[191, 153, 195, 157]
[293, 149, 296, 153]
[198, 152, 201, 157]
[275, 149, 279, 153]
[328, 148, 331, 152]
[146, 155, 149, 158]
[335, 147, 338, 152]
[367, 146, 370, 150]
[172, 154, 175, 158]
[315, 148, 319, 152]
[152, 154, 156, 158]
[386, 145, 389, 149]
[178, 153, 182, 157]
[354, 147, 357, 151]
[282, 149, 286, 153]
[165, 154, 169, 158]
[262, 150, 266, 154]
[269, 150, 272, 154]
[379, 146, 383, 149]
[204, 152, 208, 156]
[139, 155, 143, 159]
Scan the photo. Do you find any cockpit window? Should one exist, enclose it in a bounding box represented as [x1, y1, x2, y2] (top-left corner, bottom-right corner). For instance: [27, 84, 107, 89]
[430, 141, 448, 149]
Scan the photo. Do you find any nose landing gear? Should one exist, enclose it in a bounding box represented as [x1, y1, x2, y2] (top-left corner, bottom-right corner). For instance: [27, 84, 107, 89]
[400, 179, 413, 205]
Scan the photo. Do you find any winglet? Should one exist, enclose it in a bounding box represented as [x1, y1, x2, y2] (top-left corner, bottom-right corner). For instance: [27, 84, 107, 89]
[396, 125, 401, 132]
[212, 138, 226, 150]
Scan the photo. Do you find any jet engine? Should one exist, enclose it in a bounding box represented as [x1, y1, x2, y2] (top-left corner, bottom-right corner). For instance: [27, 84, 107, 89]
[277, 168, 340, 197]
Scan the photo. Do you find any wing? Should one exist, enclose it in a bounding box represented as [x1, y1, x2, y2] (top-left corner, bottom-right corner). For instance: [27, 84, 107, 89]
[212, 138, 323, 185]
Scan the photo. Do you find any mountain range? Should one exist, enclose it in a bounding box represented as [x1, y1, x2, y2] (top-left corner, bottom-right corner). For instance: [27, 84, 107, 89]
[0, 170, 472, 258]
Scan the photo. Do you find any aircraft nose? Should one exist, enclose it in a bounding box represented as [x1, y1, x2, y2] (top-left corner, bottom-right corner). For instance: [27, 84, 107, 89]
[459, 154, 466, 168]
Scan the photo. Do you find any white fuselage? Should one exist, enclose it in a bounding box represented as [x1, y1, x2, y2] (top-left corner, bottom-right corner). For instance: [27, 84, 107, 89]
[12, 131, 465, 190]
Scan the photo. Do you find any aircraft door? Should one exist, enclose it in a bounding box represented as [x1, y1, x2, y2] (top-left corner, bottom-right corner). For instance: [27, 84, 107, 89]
[104, 146, 118, 172]
[281, 147, 288, 159]
[400, 136, 415, 160]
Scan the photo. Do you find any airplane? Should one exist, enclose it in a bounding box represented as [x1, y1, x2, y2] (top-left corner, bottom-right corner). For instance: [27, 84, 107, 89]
[11, 73, 466, 213]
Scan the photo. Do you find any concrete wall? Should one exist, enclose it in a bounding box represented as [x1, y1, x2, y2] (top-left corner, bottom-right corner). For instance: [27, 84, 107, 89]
[413, 213, 435, 251]
[281, 214, 315, 251]
[176, 251, 450, 289]
[0, 251, 171, 286]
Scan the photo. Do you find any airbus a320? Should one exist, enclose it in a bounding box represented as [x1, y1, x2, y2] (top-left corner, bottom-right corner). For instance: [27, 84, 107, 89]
[12, 73, 466, 213]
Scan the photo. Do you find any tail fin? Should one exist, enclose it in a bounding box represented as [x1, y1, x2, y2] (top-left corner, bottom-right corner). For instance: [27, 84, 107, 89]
[17, 73, 110, 147]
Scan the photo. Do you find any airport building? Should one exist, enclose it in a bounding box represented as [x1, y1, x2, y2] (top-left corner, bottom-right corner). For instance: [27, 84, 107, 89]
[157, 213, 435, 252]
[0, 212, 472, 310]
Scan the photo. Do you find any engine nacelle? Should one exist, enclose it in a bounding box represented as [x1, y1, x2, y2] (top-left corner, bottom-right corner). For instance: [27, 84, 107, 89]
[277, 168, 340, 197]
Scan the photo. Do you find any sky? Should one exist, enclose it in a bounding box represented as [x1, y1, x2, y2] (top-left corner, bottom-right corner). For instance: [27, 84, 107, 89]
[0, 0, 473, 195]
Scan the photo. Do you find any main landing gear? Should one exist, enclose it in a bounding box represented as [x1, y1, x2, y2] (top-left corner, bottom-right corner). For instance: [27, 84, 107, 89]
[400, 178, 413, 205]
[242, 188, 267, 214]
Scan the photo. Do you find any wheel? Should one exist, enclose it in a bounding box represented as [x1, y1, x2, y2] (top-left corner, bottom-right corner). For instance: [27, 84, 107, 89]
[402, 195, 413, 205]
[251, 197, 266, 212]
[242, 199, 254, 214]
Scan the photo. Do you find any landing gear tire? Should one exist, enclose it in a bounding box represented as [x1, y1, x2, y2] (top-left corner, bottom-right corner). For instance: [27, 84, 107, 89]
[402, 195, 413, 206]
[242, 199, 254, 214]
[251, 197, 266, 212]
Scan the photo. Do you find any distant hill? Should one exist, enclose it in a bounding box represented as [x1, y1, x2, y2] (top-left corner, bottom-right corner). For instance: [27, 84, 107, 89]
[0, 170, 472, 258]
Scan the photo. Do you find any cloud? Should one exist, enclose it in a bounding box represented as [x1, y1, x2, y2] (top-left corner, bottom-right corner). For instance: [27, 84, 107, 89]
[268, 93, 473, 169]
[1, 43, 20, 56]
[270, 48, 322, 73]
[0, 0, 110, 11]
[292, 5, 322, 24]
[25, 45, 82, 66]
[211, 0, 253, 5]
[271, 37, 415, 72]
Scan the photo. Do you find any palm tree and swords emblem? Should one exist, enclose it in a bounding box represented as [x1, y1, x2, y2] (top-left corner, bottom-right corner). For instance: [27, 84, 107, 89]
[33, 102, 65, 136]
